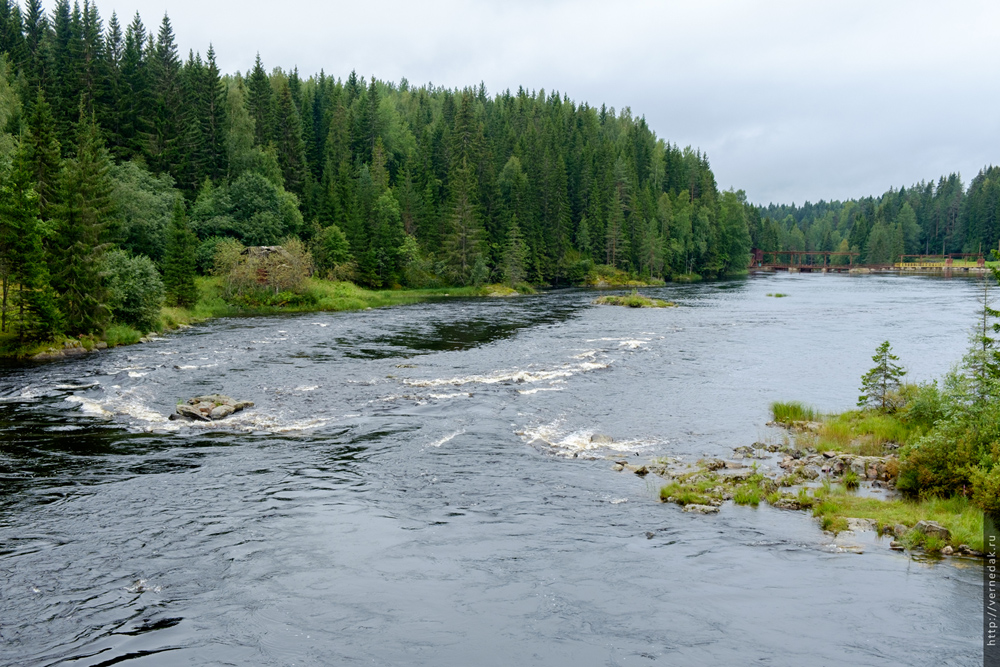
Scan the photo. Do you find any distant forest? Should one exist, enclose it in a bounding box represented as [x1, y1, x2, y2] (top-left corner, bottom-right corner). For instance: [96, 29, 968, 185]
[757, 168, 1000, 264]
[0, 0, 761, 341]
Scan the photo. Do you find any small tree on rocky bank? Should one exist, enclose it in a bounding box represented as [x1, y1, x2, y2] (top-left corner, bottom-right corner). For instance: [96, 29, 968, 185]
[858, 341, 907, 413]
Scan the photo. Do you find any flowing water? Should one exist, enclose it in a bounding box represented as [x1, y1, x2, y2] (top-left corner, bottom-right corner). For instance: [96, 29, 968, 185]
[0, 274, 985, 666]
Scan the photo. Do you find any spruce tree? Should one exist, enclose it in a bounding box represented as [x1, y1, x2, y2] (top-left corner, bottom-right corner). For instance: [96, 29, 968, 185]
[246, 54, 273, 146]
[858, 341, 907, 413]
[51, 114, 113, 335]
[443, 157, 485, 285]
[22, 90, 61, 221]
[162, 198, 198, 307]
[501, 218, 528, 287]
[146, 14, 183, 176]
[4, 143, 61, 339]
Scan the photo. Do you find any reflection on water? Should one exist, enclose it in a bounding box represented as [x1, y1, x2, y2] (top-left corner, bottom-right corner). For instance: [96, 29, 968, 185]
[0, 274, 986, 666]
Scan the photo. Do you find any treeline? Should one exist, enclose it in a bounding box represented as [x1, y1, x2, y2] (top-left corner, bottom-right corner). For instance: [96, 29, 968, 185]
[757, 168, 1000, 264]
[0, 0, 755, 343]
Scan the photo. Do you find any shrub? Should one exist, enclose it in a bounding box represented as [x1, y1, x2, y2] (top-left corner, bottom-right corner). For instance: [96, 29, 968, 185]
[103, 249, 164, 332]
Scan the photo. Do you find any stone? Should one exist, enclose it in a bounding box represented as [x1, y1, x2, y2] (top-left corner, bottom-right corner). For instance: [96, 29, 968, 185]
[822, 450, 837, 458]
[703, 458, 726, 471]
[210, 404, 236, 420]
[590, 434, 614, 444]
[941, 546, 954, 556]
[847, 518, 878, 532]
[632, 465, 649, 477]
[190, 394, 237, 406]
[176, 404, 212, 421]
[233, 401, 254, 411]
[612, 464, 625, 472]
[912, 520, 951, 542]
[682, 504, 719, 514]
[893, 524, 909, 538]
[772, 498, 803, 510]
[95, 342, 108, 350]
[890, 541, 904, 551]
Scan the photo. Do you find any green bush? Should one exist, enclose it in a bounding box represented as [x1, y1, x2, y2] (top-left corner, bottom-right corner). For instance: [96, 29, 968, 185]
[103, 249, 165, 333]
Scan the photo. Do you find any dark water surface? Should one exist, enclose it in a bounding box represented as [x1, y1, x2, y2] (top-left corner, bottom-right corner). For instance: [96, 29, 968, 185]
[0, 274, 984, 666]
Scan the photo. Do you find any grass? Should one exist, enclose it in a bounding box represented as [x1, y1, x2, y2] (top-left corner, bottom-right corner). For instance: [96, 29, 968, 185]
[809, 483, 983, 551]
[770, 401, 818, 424]
[811, 410, 918, 456]
[842, 468, 860, 490]
[1, 276, 498, 359]
[766, 293, 789, 298]
[594, 291, 676, 308]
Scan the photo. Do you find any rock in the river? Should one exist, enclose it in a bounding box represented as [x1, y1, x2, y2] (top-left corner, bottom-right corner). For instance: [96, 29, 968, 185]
[912, 520, 951, 542]
[682, 504, 719, 514]
[590, 434, 614, 444]
[941, 546, 954, 556]
[890, 541, 905, 551]
[210, 404, 236, 420]
[176, 404, 212, 421]
[174, 394, 253, 422]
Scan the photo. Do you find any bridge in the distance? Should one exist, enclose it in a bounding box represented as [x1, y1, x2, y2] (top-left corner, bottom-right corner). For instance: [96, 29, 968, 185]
[749, 249, 988, 273]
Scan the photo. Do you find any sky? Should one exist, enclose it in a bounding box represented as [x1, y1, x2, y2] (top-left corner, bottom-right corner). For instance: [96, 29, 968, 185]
[46, 0, 1000, 206]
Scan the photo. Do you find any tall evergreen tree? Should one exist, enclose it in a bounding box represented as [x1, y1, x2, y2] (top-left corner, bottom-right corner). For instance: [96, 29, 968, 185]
[22, 90, 61, 221]
[146, 14, 183, 176]
[246, 54, 273, 147]
[162, 198, 198, 306]
[50, 114, 113, 334]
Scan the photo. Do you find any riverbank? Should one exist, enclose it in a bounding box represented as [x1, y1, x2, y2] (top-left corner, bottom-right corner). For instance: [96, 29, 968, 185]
[1, 277, 502, 361]
[636, 401, 987, 555]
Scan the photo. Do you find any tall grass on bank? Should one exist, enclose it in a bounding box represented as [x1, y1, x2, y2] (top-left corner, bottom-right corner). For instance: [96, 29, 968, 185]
[770, 401, 818, 424]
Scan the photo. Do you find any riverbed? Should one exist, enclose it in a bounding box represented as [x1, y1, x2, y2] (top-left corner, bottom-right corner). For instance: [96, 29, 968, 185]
[0, 274, 984, 666]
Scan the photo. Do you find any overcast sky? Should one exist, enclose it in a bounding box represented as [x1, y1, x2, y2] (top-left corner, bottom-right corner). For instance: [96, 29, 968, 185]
[47, 0, 1000, 205]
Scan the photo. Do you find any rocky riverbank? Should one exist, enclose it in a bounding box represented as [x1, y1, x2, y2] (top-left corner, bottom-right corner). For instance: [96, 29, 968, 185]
[609, 436, 984, 558]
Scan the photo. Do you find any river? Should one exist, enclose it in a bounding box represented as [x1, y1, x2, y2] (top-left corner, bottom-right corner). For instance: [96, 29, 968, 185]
[0, 274, 985, 666]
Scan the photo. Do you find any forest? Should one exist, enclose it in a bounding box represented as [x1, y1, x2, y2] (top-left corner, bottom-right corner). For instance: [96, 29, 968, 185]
[0, 0, 760, 345]
[756, 168, 1000, 264]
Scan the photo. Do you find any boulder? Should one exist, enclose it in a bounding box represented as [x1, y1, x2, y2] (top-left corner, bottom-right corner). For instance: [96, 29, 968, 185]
[912, 520, 951, 542]
[174, 394, 253, 422]
[889, 541, 905, 551]
[176, 404, 212, 421]
[210, 404, 236, 420]
[590, 434, 614, 444]
[941, 546, 954, 556]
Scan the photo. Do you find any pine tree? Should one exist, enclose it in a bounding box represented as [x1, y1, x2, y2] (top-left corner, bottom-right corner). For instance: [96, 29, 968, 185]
[858, 341, 907, 413]
[50, 114, 113, 335]
[162, 198, 198, 307]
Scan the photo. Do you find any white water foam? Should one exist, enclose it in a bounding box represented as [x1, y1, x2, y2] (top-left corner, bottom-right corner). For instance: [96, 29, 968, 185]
[428, 429, 465, 448]
[403, 361, 609, 388]
[517, 387, 565, 395]
[520, 421, 660, 458]
[64, 395, 112, 418]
